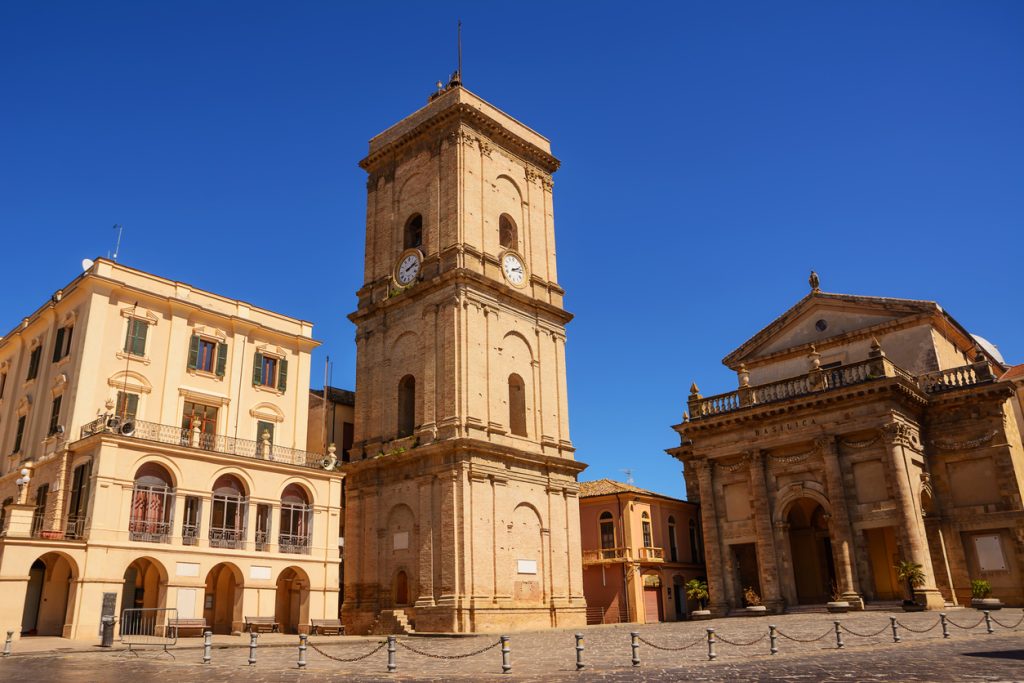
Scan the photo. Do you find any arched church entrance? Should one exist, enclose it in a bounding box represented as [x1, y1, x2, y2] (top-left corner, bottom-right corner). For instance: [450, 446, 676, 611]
[787, 498, 837, 604]
[275, 567, 310, 634]
[394, 570, 409, 606]
[21, 553, 77, 637]
[204, 563, 243, 634]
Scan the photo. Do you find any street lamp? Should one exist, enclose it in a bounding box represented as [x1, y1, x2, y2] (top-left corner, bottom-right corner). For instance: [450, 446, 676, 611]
[15, 468, 30, 488]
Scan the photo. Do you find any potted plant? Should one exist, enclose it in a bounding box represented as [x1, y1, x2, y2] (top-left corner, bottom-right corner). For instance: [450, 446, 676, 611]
[895, 560, 926, 611]
[826, 581, 850, 614]
[685, 579, 711, 620]
[743, 586, 767, 615]
[970, 579, 1002, 611]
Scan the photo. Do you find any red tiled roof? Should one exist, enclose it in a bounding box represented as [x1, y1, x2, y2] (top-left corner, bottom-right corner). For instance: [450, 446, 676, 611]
[1001, 364, 1024, 381]
[579, 478, 684, 502]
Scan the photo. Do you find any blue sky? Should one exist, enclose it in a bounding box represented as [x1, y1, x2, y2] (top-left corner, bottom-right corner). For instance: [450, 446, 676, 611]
[2, 2, 1022, 498]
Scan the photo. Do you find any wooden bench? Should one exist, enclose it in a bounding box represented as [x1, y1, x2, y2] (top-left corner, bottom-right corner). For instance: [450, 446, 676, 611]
[310, 619, 344, 636]
[167, 618, 208, 637]
[244, 616, 280, 634]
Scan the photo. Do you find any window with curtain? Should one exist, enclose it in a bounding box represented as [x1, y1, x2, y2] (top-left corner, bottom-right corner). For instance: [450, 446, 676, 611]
[129, 463, 174, 543]
[279, 484, 311, 554]
[209, 475, 247, 549]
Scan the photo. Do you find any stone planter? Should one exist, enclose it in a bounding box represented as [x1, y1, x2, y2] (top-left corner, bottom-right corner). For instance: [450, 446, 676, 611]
[745, 606, 768, 616]
[971, 598, 1002, 611]
[826, 601, 850, 614]
[691, 610, 712, 621]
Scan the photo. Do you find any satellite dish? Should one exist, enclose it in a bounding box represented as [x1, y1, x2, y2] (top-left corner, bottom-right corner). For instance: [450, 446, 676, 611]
[81, 258, 95, 272]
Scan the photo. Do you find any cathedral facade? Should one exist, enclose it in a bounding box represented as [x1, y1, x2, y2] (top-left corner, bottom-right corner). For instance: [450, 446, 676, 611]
[340, 84, 587, 634]
[668, 280, 1024, 614]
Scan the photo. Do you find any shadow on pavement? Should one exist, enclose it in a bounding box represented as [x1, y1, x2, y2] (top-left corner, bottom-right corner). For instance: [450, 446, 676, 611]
[961, 649, 1024, 661]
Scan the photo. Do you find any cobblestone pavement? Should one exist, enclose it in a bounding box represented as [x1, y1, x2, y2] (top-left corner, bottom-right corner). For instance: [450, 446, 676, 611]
[2, 609, 1021, 682]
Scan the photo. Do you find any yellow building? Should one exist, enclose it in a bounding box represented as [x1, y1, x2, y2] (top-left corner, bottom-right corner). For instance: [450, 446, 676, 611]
[0, 258, 342, 639]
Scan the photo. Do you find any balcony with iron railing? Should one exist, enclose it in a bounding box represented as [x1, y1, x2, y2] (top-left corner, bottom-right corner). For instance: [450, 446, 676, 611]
[278, 533, 312, 555]
[209, 527, 246, 550]
[582, 546, 665, 565]
[27, 513, 88, 541]
[79, 415, 330, 470]
[128, 520, 172, 544]
[687, 348, 997, 421]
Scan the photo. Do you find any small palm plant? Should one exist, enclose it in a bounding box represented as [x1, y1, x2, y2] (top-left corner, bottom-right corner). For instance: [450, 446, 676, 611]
[685, 579, 709, 610]
[971, 579, 992, 599]
[895, 560, 926, 603]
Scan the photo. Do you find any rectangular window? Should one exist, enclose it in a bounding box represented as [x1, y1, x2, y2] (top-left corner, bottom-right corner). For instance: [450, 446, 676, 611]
[261, 356, 277, 387]
[52, 325, 74, 362]
[196, 339, 216, 372]
[129, 480, 174, 543]
[669, 526, 679, 562]
[26, 346, 42, 381]
[209, 494, 247, 549]
[600, 521, 615, 550]
[13, 415, 26, 453]
[182, 496, 201, 546]
[255, 504, 271, 551]
[116, 391, 139, 420]
[252, 351, 287, 391]
[31, 484, 49, 536]
[48, 395, 62, 435]
[66, 461, 92, 539]
[642, 520, 653, 548]
[124, 319, 149, 356]
[182, 401, 218, 447]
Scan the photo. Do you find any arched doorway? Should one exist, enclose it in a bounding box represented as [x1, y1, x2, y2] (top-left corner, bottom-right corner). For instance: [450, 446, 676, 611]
[787, 498, 836, 604]
[21, 553, 77, 637]
[204, 563, 243, 634]
[275, 567, 310, 634]
[394, 570, 409, 606]
[121, 558, 167, 634]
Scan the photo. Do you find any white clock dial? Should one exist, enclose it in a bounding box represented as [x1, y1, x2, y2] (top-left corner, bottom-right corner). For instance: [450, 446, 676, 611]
[502, 253, 526, 286]
[396, 253, 421, 285]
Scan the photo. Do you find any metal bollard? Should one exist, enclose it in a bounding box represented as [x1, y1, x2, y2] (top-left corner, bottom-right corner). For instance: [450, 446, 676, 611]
[706, 628, 717, 661]
[769, 625, 778, 655]
[387, 635, 397, 673]
[834, 621, 844, 649]
[2, 631, 12, 658]
[248, 632, 258, 666]
[500, 635, 511, 674]
[630, 631, 640, 666]
[940, 613, 949, 639]
[889, 616, 901, 643]
[202, 630, 212, 664]
[575, 633, 585, 671]
[298, 633, 308, 669]
[984, 611, 993, 634]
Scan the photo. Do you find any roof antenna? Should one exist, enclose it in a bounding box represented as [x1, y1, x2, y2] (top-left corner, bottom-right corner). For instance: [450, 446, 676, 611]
[457, 19, 462, 83]
[111, 224, 124, 261]
[621, 468, 634, 485]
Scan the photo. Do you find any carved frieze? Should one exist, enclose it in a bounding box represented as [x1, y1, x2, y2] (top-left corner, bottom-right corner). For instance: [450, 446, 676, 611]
[930, 430, 998, 451]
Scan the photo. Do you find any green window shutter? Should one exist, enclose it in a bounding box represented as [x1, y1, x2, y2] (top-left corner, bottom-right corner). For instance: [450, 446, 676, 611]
[124, 321, 133, 353]
[127, 393, 139, 419]
[215, 342, 228, 377]
[134, 321, 148, 355]
[277, 357, 288, 393]
[252, 351, 263, 386]
[187, 334, 199, 370]
[52, 328, 65, 362]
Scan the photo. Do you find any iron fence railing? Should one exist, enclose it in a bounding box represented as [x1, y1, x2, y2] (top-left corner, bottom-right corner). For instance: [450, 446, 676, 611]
[181, 523, 199, 546]
[129, 520, 173, 543]
[279, 533, 312, 554]
[209, 527, 246, 549]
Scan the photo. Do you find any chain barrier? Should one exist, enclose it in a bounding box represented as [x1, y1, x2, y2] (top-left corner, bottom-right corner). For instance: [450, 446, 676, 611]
[838, 623, 891, 638]
[946, 616, 985, 630]
[635, 633, 706, 652]
[714, 632, 768, 647]
[775, 627, 834, 643]
[990, 613, 1024, 630]
[396, 638, 501, 659]
[307, 639, 388, 663]
[894, 619, 941, 634]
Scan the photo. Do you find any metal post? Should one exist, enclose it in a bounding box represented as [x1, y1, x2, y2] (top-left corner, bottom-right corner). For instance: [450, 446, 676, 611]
[834, 621, 844, 649]
[769, 625, 778, 655]
[630, 631, 640, 666]
[500, 635, 511, 674]
[706, 628, 716, 661]
[940, 613, 949, 639]
[387, 635, 397, 673]
[2, 630, 12, 657]
[889, 616, 901, 643]
[248, 632, 258, 666]
[202, 630, 212, 664]
[298, 633, 308, 669]
[575, 633, 585, 671]
[984, 611, 993, 634]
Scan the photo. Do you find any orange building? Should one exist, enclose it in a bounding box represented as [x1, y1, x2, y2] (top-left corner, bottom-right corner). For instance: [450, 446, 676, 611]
[579, 479, 705, 624]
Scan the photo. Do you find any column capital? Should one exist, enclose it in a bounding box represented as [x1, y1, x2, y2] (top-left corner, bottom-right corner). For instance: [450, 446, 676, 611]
[814, 434, 837, 455]
[881, 420, 918, 448]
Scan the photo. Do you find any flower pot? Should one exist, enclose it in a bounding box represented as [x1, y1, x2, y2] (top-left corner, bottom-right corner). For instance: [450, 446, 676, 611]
[826, 601, 850, 614]
[745, 606, 768, 616]
[691, 610, 712, 621]
[971, 598, 1002, 611]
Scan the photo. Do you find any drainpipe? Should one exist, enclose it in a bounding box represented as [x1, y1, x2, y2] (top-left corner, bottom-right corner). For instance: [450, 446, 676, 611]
[616, 493, 630, 621]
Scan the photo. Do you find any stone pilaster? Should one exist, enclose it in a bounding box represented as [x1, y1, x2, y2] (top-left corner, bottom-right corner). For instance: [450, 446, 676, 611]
[747, 450, 783, 612]
[817, 435, 864, 609]
[694, 458, 729, 615]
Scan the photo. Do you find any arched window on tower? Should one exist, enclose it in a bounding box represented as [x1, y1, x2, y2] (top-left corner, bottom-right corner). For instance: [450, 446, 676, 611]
[397, 375, 416, 438]
[499, 214, 517, 250]
[404, 214, 423, 250]
[508, 373, 527, 437]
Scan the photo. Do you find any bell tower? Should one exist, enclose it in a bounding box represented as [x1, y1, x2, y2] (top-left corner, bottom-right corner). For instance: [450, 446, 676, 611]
[341, 83, 586, 634]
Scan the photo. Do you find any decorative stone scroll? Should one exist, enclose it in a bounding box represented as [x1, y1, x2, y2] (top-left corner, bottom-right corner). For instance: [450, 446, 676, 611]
[930, 430, 998, 451]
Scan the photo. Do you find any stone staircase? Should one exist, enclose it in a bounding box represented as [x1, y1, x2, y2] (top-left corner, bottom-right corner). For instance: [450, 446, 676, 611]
[369, 609, 415, 635]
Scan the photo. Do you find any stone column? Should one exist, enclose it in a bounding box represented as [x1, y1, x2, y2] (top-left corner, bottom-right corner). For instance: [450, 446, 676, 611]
[882, 421, 944, 609]
[817, 436, 864, 609]
[747, 450, 784, 612]
[774, 522, 798, 606]
[694, 459, 730, 615]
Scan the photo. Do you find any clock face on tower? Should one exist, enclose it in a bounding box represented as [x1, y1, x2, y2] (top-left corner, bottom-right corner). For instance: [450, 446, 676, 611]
[501, 252, 527, 287]
[395, 250, 422, 285]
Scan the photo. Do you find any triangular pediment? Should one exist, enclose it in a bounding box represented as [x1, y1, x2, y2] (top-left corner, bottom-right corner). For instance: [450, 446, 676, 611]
[723, 292, 939, 368]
